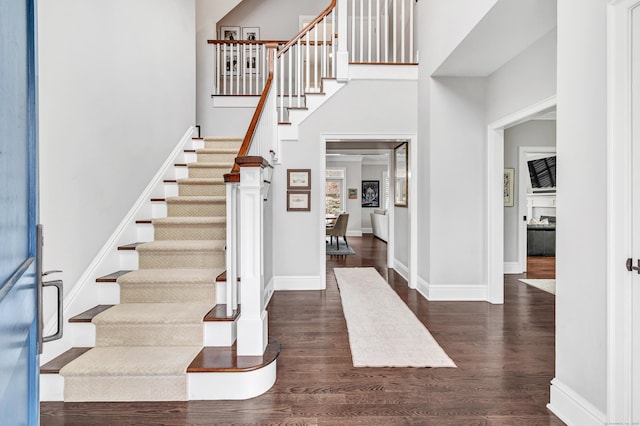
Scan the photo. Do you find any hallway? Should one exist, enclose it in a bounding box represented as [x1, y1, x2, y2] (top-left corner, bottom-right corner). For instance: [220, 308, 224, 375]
[41, 235, 563, 424]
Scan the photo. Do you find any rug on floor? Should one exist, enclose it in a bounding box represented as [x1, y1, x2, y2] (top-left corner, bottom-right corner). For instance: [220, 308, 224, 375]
[333, 267, 456, 368]
[518, 278, 556, 295]
[326, 239, 355, 256]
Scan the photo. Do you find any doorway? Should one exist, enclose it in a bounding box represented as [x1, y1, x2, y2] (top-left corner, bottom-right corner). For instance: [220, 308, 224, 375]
[487, 96, 557, 304]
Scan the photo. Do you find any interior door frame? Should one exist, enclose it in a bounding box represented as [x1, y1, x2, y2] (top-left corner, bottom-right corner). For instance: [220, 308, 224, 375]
[607, 0, 639, 422]
[486, 96, 557, 304]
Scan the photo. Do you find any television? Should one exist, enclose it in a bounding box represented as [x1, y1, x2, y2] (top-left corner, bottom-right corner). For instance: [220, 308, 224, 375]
[527, 155, 556, 191]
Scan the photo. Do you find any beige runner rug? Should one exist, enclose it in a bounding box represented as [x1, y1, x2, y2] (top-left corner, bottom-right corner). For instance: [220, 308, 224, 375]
[334, 267, 456, 368]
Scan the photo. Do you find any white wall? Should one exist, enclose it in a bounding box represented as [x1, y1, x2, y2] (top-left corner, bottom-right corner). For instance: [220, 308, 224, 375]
[551, 0, 608, 418]
[503, 120, 556, 263]
[486, 29, 557, 123]
[361, 163, 388, 231]
[272, 80, 417, 285]
[38, 0, 196, 301]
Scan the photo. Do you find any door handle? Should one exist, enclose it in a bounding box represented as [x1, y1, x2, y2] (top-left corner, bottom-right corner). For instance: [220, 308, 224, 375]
[626, 258, 640, 274]
[36, 225, 64, 354]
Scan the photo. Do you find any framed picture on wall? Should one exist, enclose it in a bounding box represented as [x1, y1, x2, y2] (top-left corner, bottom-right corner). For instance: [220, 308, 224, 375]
[504, 168, 515, 207]
[287, 191, 311, 211]
[362, 181, 380, 208]
[224, 54, 239, 76]
[220, 26, 240, 41]
[287, 169, 311, 190]
[242, 27, 260, 41]
[348, 188, 358, 199]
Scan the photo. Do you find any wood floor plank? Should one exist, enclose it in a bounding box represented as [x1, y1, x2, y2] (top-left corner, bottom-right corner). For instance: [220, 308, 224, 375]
[41, 235, 563, 425]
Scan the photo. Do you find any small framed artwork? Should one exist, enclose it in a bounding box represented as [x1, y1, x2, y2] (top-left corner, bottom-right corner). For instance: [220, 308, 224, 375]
[244, 49, 259, 74]
[224, 54, 239, 76]
[504, 168, 515, 207]
[362, 180, 380, 208]
[348, 188, 358, 199]
[220, 26, 240, 41]
[394, 143, 408, 207]
[242, 27, 260, 41]
[287, 191, 311, 211]
[287, 169, 311, 190]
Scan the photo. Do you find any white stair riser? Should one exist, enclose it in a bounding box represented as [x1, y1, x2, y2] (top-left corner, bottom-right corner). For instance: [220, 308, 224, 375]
[204, 321, 237, 346]
[151, 201, 168, 218]
[184, 152, 198, 163]
[98, 282, 120, 305]
[164, 182, 179, 197]
[175, 166, 189, 179]
[119, 250, 139, 270]
[136, 223, 154, 242]
[188, 361, 277, 400]
[67, 322, 95, 347]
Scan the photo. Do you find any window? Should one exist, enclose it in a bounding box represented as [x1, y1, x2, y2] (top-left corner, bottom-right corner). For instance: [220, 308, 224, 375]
[326, 169, 345, 215]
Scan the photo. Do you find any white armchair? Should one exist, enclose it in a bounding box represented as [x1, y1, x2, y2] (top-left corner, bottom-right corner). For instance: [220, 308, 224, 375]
[370, 209, 388, 242]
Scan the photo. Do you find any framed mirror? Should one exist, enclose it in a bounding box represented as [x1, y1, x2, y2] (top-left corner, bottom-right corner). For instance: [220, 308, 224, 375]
[394, 143, 408, 207]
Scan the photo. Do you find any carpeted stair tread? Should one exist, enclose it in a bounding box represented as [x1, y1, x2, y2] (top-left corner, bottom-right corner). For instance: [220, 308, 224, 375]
[177, 178, 225, 185]
[60, 346, 201, 377]
[196, 148, 238, 154]
[136, 240, 225, 253]
[187, 162, 233, 168]
[117, 268, 221, 285]
[165, 196, 225, 204]
[152, 217, 225, 226]
[93, 302, 212, 325]
[203, 136, 243, 142]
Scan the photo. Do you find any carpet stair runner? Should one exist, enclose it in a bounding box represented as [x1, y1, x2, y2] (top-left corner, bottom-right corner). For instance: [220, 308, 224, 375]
[57, 136, 242, 402]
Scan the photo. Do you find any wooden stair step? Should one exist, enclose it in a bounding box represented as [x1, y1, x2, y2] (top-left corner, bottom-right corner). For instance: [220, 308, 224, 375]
[187, 338, 280, 373]
[117, 242, 143, 251]
[41, 347, 92, 374]
[215, 271, 241, 282]
[69, 305, 114, 323]
[204, 304, 240, 322]
[96, 270, 132, 282]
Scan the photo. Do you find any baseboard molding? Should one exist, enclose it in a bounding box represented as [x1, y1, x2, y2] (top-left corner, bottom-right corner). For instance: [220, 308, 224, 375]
[416, 276, 488, 301]
[504, 261, 523, 274]
[273, 275, 324, 291]
[547, 378, 606, 426]
[264, 276, 275, 305]
[346, 230, 363, 237]
[361, 227, 373, 234]
[393, 259, 409, 281]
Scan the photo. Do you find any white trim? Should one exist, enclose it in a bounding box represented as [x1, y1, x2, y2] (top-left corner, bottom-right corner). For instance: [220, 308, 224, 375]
[607, 0, 639, 423]
[40, 126, 196, 364]
[503, 262, 522, 275]
[273, 275, 324, 291]
[361, 227, 373, 233]
[547, 379, 607, 426]
[188, 360, 277, 400]
[393, 258, 409, 281]
[416, 276, 488, 301]
[346, 230, 363, 237]
[487, 96, 557, 305]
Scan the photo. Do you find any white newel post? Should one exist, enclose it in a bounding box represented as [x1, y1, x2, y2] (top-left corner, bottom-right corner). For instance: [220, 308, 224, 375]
[336, 0, 349, 81]
[236, 157, 268, 356]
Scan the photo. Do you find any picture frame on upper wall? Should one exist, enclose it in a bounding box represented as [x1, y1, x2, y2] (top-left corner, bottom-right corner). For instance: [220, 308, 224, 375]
[394, 143, 408, 207]
[287, 169, 311, 190]
[220, 26, 240, 41]
[287, 191, 311, 212]
[242, 27, 260, 41]
[504, 168, 515, 207]
[224, 54, 239, 76]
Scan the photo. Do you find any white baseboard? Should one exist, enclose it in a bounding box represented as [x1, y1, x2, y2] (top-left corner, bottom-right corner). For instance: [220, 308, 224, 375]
[361, 227, 373, 234]
[273, 275, 324, 291]
[504, 261, 523, 274]
[416, 276, 488, 301]
[547, 378, 606, 426]
[393, 259, 409, 281]
[346, 230, 363, 237]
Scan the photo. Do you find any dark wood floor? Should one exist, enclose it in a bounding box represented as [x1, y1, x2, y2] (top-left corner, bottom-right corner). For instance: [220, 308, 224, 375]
[41, 235, 563, 425]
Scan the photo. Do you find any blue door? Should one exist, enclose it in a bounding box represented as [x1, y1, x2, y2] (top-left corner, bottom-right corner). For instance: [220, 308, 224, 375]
[0, 0, 40, 424]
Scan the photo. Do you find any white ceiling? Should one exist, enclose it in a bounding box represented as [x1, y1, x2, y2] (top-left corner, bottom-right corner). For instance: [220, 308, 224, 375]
[433, 0, 557, 77]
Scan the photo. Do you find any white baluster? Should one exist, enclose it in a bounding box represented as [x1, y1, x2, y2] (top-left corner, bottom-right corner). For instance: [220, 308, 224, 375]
[384, 0, 389, 62]
[236, 43, 241, 95]
[331, 9, 336, 77]
[393, 0, 397, 63]
[323, 17, 327, 79]
[288, 49, 292, 108]
[401, 0, 405, 63]
[222, 44, 227, 95]
[297, 41, 302, 107]
[368, 0, 372, 62]
[376, 0, 380, 62]
[359, 0, 364, 62]
[226, 182, 238, 316]
[351, 0, 356, 62]
[305, 32, 310, 92]
[409, 0, 414, 62]
[314, 24, 319, 90]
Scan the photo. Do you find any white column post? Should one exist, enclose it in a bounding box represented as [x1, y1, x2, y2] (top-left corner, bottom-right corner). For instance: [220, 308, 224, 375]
[225, 181, 239, 316]
[236, 158, 268, 356]
[336, 0, 350, 81]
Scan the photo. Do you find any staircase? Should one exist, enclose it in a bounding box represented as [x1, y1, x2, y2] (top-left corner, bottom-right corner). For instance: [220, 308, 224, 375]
[41, 137, 278, 402]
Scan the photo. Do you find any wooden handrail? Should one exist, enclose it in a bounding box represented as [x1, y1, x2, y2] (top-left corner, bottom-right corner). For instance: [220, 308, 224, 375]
[207, 39, 288, 45]
[277, 0, 336, 57]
